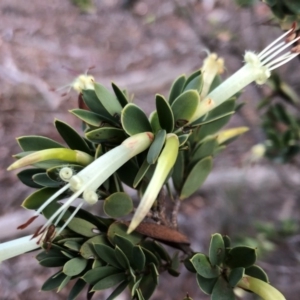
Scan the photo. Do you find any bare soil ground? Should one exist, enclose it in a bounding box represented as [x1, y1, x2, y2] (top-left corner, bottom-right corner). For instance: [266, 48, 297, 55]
[1, 0, 300, 299]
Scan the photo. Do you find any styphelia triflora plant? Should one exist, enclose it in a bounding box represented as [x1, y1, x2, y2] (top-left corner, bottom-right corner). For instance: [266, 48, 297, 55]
[0, 25, 299, 300]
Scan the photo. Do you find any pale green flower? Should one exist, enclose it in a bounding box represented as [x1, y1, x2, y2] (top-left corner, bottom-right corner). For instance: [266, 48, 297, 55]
[191, 27, 300, 123]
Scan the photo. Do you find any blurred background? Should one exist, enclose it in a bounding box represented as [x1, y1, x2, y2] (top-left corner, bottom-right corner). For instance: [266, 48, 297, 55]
[1, 0, 300, 299]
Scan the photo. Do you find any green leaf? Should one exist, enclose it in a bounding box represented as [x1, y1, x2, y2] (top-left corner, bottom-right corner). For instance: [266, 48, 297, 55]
[209, 233, 225, 267]
[285, 0, 300, 14]
[196, 274, 218, 295]
[149, 111, 161, 134]
[63, 257, 88, 276]
[67, 217, 100, 237]
[147, 130, 166, 164]
[55, 119, 91, 153]
[211, 276, 235, 300]
[228, 267, 245, 287]
[149, 262, 159, 284]
[57, 275, 72, 293]
[117, 158, 139, 188]
[168, 251, 180, 277]
[141, 247, 159, 267]
[82, 266, 120, 285]
[107, 222, 143, 246]
[68, 278, 86, 300]
[17, 168, 45, 188]
[168, 74, 186, 105]
[32, 173, 61, 187]
[152, 241, 171, 262]
[63, 240, 81, 252]
[133, 159, 151, 188]
[172, 151, 184, 191]
[180, 156, 213, 200]
[39, 257, 69, 267]
[115, 246, 130, 269]
[225, 246, 257, 269]
[104, 192, 133, 218]
[197, 115, 233, 141]
[41, 271, 67, 291]
[190, 253, 220, 278]
[22, 187, 63, 210]
[139, 272, 158, 300]
[113, 235, 134, 264]
[223, 235, 231, 248]
[171, 90, 199, 127]
[80, 235, 110, 259]
[92, 273, 126, 291]
[86, 127, 127, 144]
[156, 95, 174, 133]
[112, 82, 128, 108]
[178, 134, 190, 147]
[191, 138, 217, 165]
[94, 244, 122, 268]
[94, 82, 123, 116]
[106, 280, 128, 300]
[71, 108, 115, 127]
[17, 136, 64, 151]
[245, 265, 269, 283]
[121, 103, 152, 136]
[183, 70, 203, 93]
[132, 246, 146, 271]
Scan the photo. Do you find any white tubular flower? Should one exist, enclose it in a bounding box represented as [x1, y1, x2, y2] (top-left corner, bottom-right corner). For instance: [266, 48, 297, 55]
[238, 276, 285, 300]
[0, 235, 41, 262]
[30, 132, 153, 236]
[200, 53, 224, 99]
[128, 134, 179, 233]
[72, 74, 95, 93]
[191, 27, 300, 122]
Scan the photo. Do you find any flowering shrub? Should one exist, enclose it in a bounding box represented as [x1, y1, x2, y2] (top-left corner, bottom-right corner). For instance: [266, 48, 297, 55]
[0, 25, 299, 300]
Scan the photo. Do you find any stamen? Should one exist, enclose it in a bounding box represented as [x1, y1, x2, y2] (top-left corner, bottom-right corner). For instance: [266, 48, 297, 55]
[268, 53, 300, 70]
[265, 52, 294, 69]
[55, 202, 83, 236]
[17, 215, 39, 230]
[261, 37, 300, 65]
[35, 184, 70, 216]
[258, 27, 295, 59]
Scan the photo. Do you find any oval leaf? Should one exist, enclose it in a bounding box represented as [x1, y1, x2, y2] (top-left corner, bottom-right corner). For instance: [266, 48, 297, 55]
[104, 192, 133, 218]
[94, 82, 122, 116]
[196, 273, 218, 295]
[121, 103, 152, 136]
[226, 246, 257, 269]
[228, 267, 245, 287]
[147, 130, 166, 164]
[17, 136, 64, 151]
[63, 257, 87, 276]
[180, 156, 212, 200]
[168, 74, 186, 105]
[92, 273, 126, 291]
[209, 233, 225, 267]
[156, 95, 174, 132]
[191, 253, 220, 279]
[86, 127, 126, 144]
[171, 90, 199, 127]
[68, 217, 100, 237]
[55, 119, 91, 153]
[211, 276, 235, 300]
[82, 266, 120, 285]
[112, 82, 128, 108]
[107, 222, 143, 246]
